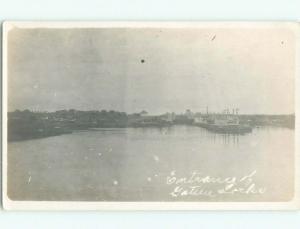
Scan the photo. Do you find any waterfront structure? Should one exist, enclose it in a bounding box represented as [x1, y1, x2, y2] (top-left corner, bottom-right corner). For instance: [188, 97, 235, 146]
[194, 109, 252, 134]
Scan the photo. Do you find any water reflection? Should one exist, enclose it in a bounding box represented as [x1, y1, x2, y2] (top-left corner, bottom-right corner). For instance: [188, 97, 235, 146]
[220, 134, 240, 145]
[202, 130, 240, 145]
[124, 125, 243, 145]
[78, 125, 292, 147]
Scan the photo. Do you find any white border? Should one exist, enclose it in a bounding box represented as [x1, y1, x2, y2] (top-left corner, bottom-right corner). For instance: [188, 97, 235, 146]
[2, 21, 300, 211]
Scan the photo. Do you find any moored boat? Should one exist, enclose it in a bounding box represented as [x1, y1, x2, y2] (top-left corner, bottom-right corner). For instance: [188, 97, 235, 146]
[194, 110, 252, 134]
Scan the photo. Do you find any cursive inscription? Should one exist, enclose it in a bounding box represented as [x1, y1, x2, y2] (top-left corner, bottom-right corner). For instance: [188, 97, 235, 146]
[166, 170, 266, 198]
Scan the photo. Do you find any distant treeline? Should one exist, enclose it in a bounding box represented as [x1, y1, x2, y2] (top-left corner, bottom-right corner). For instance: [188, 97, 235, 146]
[238, 114, 295, 129]
[8, 109, 131, 141]
[7, 109, 295, 141]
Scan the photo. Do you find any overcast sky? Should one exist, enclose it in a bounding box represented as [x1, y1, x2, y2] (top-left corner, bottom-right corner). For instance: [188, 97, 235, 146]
[7, 27, 295, 114]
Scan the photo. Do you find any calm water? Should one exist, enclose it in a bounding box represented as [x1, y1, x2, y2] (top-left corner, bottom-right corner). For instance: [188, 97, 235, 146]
[8, 126, 295, 201]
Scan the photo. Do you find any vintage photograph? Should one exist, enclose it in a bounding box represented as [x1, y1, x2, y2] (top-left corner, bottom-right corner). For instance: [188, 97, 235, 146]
[2, 22, 299, 210]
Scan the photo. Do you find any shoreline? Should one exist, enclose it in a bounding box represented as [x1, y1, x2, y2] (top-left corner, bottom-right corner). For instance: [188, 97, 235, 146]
[7, 124, 295, 142]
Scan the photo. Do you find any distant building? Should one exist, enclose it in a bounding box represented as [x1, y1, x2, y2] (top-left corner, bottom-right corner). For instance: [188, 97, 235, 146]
[184, 109, 194, 119]
[214, 115, 239, 125]
[162, 112, 176, 122]
[194, 116, 205, 123]
[171, 112, 176, 121]
[140, 110, 148, 117]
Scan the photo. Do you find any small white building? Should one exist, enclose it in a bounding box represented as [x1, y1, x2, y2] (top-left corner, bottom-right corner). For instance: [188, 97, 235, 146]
[162, 112, 176, 122]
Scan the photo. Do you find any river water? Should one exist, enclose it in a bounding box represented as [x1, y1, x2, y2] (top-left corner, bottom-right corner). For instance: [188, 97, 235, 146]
[7, 125, 295, 202]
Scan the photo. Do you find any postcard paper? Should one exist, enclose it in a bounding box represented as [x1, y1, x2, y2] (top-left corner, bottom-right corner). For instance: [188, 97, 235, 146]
[2, 22, 300, 210]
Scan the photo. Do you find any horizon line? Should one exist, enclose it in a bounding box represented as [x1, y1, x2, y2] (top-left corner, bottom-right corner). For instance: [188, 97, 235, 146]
[7, 109, 295, 116]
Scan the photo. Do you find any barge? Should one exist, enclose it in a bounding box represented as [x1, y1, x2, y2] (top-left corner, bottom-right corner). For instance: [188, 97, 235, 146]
[194, 112, 252, 134]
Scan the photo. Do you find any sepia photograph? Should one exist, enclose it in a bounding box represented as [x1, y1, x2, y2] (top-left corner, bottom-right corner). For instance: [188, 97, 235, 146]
[2, 22, 299, 210]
